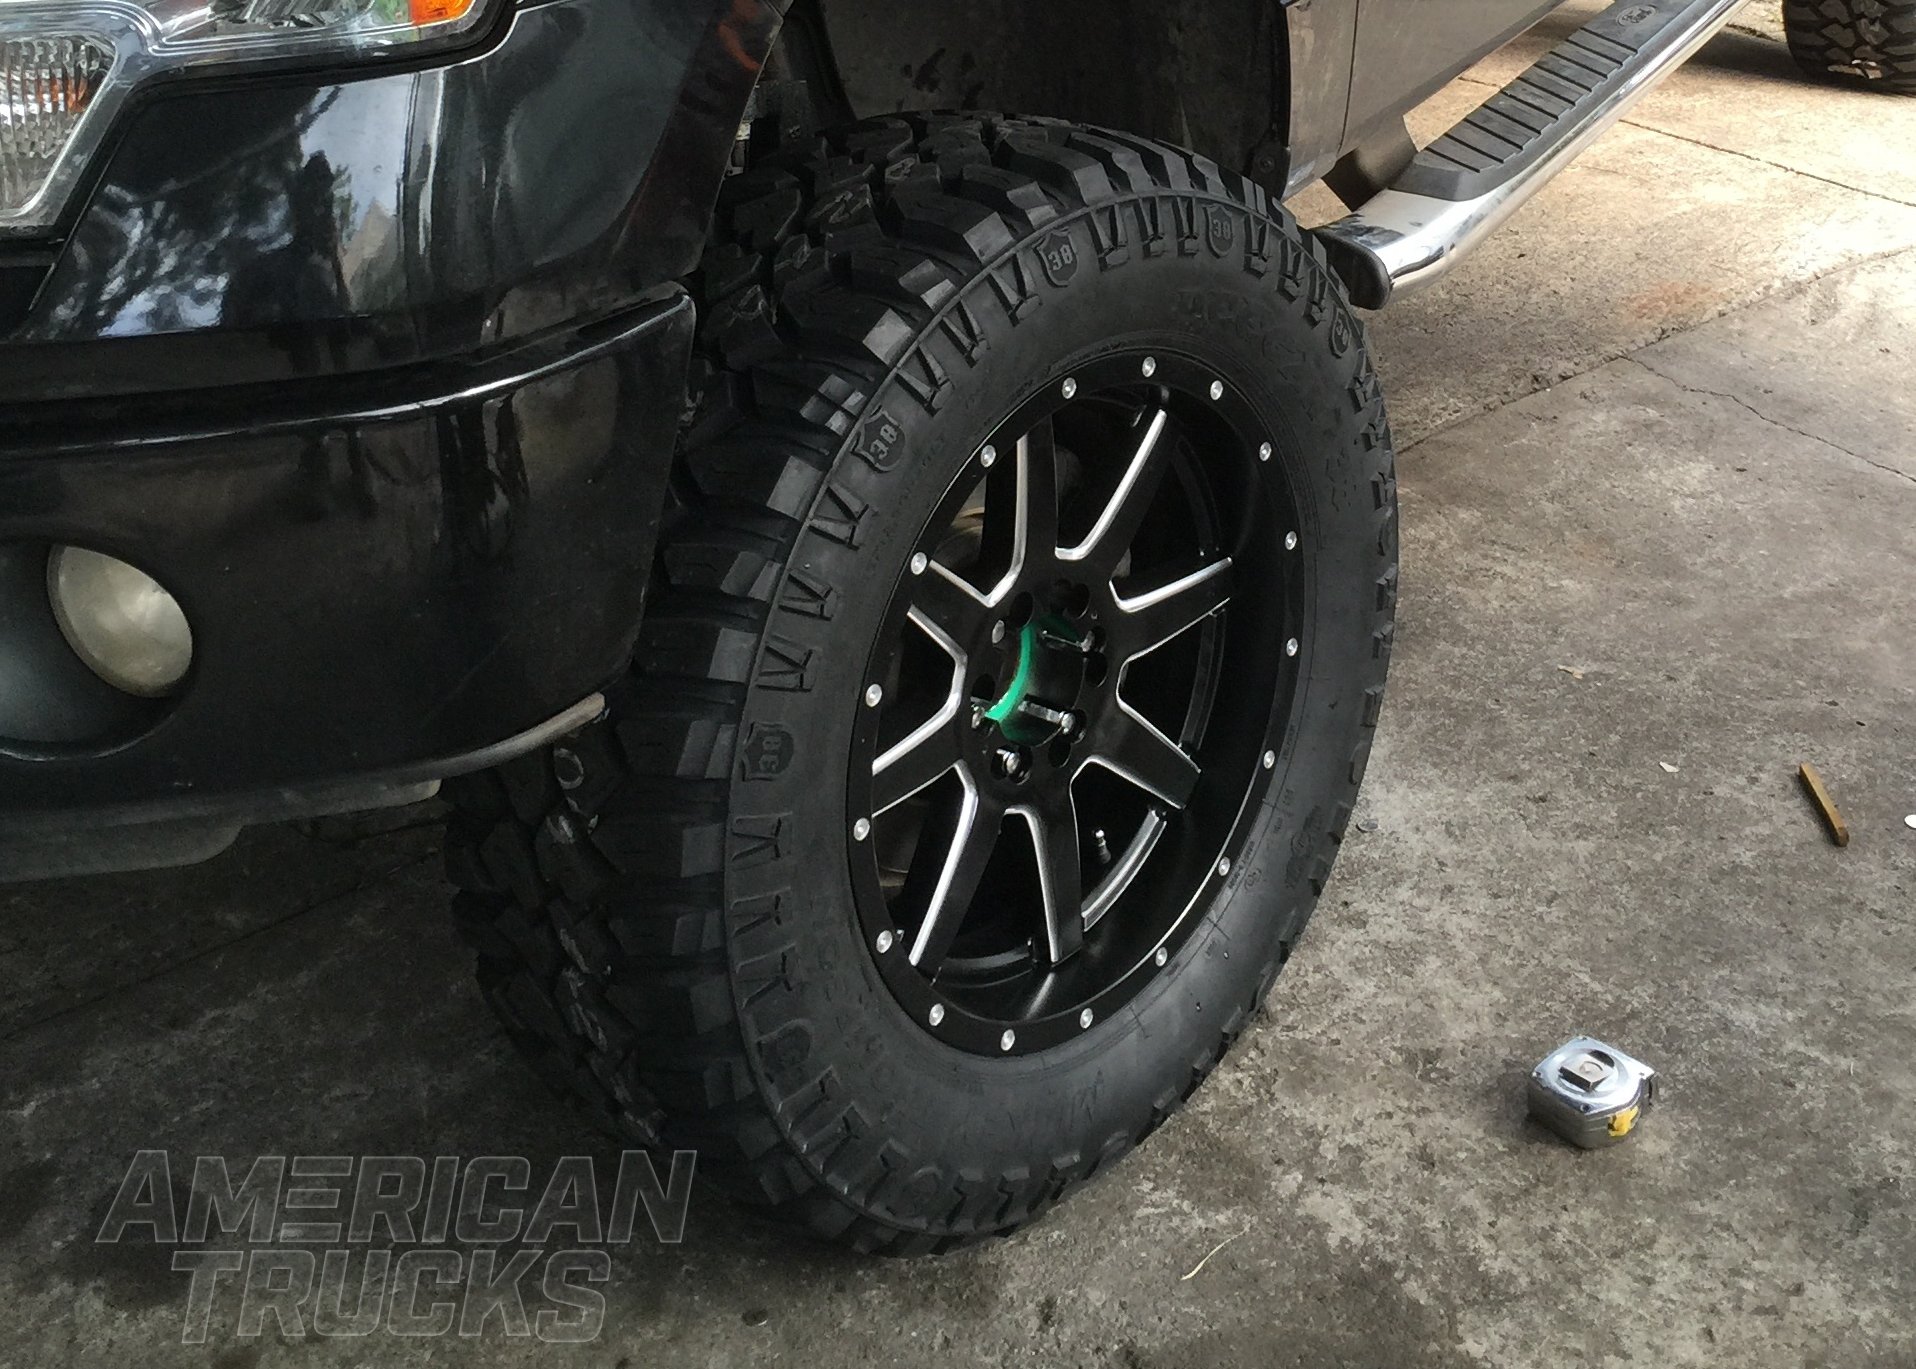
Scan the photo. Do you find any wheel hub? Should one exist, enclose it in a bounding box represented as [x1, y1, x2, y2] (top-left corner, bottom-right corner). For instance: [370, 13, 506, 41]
[976, 600, 1101, 755]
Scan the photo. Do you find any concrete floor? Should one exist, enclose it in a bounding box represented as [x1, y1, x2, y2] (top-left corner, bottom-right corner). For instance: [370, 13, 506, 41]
[4, 6, 1915, 1366]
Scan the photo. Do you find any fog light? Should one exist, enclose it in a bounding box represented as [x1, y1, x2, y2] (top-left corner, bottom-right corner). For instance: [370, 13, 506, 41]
[47, 547, 193, 698]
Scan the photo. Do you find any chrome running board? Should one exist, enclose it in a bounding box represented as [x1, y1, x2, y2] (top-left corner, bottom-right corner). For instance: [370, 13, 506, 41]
[1313, 0, 1751, 308]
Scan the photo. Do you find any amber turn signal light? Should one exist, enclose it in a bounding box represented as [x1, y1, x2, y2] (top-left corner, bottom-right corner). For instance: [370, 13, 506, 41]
[410, 0, 476, 24]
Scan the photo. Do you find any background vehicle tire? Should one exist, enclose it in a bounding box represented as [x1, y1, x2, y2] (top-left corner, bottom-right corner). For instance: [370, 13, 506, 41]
[444, 115, 1397, 1253]
[1784, 0, 1916, 92]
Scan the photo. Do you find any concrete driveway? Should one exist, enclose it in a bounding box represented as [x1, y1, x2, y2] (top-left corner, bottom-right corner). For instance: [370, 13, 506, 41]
[4, 5, 1913, 1365]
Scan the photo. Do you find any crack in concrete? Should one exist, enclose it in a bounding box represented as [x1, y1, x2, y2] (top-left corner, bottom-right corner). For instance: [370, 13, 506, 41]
[1625, 354, 1916, 488]
[1400, 240, 1916, 453]
[1621, 120, 1916, 211]
[0, 851, 436, 1046]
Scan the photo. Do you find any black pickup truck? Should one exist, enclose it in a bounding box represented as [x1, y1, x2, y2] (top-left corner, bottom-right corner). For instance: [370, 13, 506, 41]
[0, 0, 1905, 1251]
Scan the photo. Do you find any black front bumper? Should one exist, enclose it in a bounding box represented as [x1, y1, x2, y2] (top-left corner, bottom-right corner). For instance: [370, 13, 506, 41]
[0, 293, 691, 872]
[0, 0, 785, 878]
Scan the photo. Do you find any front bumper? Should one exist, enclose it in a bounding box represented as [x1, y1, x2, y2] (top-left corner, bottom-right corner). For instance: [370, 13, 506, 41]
[0, 292, 692, 875]
[0, 0, 785, 879]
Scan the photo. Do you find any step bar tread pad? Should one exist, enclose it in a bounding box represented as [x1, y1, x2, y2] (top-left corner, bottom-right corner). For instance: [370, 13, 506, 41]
[1397, 0, 1724, 202]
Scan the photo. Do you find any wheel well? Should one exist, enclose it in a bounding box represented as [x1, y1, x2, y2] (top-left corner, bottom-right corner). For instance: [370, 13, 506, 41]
[773, 0, 1288, 187]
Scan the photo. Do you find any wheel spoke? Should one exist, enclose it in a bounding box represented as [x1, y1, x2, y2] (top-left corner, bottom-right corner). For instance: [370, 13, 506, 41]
[1089, 702, 1202, 810]
[909, 561, 990, 656]
[1060, 408, 1174, 570]
[906, 770, 1005, 973]
[1110, 555, 1234, 663]
[1015, 795, 1085, 966]
[983, 417, 1060, 595]
[872, 716, 964, 816]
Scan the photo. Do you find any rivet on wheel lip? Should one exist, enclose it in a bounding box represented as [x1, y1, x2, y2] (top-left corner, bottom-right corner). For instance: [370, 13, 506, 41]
[910, 552, 929, 576]
[1141, 357, 1157, 378]
[929, 1004, 946, 1027]
[864, 683, 884, 707]
[1062, 377, 1078, 399]
[876, 930, 894, 954]
[1079, 1008, 1094, 1029]
[1000, 1028, 1016, 1051]
[980, 444, 998, 469]
[1285, 530, 1299, 551]
[1217, 857, 1232, 876]
[852, 818, 872, 842]
[1286, 638, 1299, 657]
[1209, 380, 1225, 401]
[1263, 750, 1276, 769]
[1259, 442, 1272, 462]
[1154, 947, 1169, 967]
[991, 620, 1007, 644]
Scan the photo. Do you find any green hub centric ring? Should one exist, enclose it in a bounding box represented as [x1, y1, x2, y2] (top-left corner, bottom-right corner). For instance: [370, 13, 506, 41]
[982, 623, 1038, 726]
[981, 614, 1086, 747]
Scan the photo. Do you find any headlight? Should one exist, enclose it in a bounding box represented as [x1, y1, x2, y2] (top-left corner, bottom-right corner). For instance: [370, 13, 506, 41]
[0, 0, 496, 235]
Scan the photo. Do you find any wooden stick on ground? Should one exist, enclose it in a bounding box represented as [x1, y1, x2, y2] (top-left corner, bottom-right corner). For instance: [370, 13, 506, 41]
[1798, 763, 1851, 848]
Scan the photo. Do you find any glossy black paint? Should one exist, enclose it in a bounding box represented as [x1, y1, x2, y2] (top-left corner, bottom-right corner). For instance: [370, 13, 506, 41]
[0, 294, 691, 813]
[0, 0, 783, 401]
[0, 0, 786, 835]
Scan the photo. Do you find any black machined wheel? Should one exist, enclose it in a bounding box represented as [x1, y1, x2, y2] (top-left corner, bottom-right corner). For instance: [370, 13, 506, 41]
[444, 114, 1397, 1253]
[852, 351, 1304, 1055]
